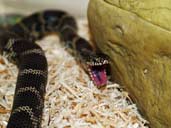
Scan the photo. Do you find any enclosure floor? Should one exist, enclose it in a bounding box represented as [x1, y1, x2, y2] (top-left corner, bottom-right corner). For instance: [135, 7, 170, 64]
[0, 19, 149, 128]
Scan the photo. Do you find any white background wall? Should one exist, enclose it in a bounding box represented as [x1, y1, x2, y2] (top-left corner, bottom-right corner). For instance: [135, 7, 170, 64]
[0, 0, 89, 17]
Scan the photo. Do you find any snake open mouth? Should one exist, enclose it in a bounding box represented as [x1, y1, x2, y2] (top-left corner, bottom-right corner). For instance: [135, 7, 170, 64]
[89, 65, 107, 87]
[86, 54, 109, 87]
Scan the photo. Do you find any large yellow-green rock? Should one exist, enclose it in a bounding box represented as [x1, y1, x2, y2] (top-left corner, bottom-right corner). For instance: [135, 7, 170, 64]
[88, 0, 171, 128]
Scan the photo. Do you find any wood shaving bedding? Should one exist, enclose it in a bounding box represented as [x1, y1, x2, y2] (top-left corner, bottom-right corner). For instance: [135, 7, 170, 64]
[0, 19, 149, 128]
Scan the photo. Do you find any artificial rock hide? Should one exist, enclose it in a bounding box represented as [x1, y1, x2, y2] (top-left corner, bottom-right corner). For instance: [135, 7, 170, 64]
[88, 0, 171, 128]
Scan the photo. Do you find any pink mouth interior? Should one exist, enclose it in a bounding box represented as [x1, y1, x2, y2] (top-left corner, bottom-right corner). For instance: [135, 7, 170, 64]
[91, 65, 107, 86]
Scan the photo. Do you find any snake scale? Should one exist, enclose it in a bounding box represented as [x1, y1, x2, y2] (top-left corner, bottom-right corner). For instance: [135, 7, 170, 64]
[0, 10, 109, 128]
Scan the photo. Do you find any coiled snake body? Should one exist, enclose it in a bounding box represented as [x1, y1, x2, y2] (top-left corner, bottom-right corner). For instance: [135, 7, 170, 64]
[0, 10, 109, 128]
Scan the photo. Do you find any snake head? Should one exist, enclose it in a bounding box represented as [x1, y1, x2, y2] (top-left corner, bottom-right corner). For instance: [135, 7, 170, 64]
[86, 53, 109, 87]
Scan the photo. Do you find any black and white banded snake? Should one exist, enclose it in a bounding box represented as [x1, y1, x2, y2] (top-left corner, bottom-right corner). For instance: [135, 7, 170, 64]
[0, 10, 110, 128]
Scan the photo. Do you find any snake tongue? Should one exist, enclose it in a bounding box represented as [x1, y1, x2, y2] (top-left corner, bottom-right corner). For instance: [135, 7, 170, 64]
[91, 65, 107, 87]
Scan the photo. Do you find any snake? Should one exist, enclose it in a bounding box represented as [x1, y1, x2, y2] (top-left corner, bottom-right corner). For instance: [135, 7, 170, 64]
[0, 10, 109, 128]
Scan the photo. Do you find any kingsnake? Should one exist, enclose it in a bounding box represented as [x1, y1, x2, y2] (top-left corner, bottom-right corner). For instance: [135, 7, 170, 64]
[0, 10, 109, 128]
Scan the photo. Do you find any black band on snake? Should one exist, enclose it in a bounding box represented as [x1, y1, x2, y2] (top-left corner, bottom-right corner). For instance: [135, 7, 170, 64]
[0, 10, 109, 128]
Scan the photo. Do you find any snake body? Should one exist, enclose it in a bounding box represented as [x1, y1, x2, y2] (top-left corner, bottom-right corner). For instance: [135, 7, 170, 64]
[0, 10, 109, 128]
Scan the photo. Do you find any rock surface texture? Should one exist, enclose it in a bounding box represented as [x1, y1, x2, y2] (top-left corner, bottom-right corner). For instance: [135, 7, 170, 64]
[88, 0, 171, 128]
